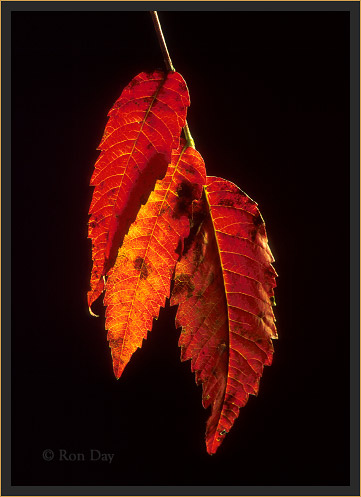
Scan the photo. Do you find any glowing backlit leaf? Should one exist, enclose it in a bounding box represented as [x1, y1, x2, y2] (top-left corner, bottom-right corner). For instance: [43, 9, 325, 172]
[88, 70, 190, 311]
[103, 143, 206, 378]
[87, 63, 278, 454]
[171, 176, 278, 454]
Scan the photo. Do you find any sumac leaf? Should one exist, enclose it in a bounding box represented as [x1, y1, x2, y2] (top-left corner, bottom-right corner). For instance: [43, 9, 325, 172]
[171, 176, 278, 454]
[88, 70, 190, 311]
[104, 142, 206, 378]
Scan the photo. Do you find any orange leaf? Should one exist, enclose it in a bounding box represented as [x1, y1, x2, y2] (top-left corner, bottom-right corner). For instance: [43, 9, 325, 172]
[171, 176, 278, 454]
[88, 70, 190, 311]
[103, 142, 206, 378]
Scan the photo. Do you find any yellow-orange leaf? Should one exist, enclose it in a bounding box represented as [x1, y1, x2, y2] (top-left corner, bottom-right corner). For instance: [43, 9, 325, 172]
[104, 143, 206, 378]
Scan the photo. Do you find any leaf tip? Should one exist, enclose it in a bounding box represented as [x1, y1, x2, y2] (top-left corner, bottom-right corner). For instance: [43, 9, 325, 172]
[113, 358, 126, 380]
[88, 306, 99, 318]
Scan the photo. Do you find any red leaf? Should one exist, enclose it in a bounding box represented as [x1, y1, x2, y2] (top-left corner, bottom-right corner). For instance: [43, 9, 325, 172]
[171, 176, 277, 454]
[103, 142, 206, 378]
[88, 70, 190, 311]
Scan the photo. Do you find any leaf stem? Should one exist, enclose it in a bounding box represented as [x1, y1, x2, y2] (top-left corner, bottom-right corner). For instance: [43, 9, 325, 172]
[150, 11, 195, 148]
[183, 121, 195, 148]
[150, 11, 175, 72]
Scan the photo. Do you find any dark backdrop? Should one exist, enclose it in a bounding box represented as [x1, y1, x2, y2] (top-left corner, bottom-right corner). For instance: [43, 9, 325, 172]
[11, 7, 350, 488]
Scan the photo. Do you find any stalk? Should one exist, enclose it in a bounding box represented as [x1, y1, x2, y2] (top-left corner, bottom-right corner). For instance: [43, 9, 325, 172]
[150, 11, 175, 73]
[150, 11, 195, 148]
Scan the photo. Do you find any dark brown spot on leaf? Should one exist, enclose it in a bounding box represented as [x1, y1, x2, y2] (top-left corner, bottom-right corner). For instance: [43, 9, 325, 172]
[172, 273, 195, 298]
[173, 180, 200, 219]
[177, 180, 194, 199]
[134, 256, 149, 280]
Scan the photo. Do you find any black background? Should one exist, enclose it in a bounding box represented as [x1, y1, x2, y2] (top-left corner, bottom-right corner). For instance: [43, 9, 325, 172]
[11, 6, 350, 488]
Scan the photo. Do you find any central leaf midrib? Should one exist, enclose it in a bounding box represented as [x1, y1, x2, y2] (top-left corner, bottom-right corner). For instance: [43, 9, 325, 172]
[105, 74, 168, 273]
[204, 185, 249, 453]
